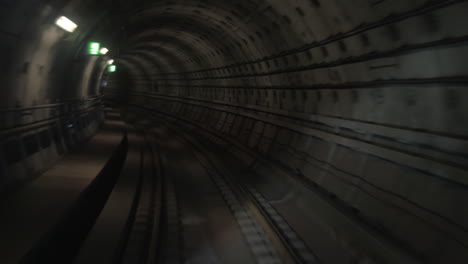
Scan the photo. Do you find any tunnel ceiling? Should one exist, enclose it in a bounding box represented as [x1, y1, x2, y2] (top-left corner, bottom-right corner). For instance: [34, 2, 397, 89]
[118, 0, 348, 73]
[107, 0, 466, 90]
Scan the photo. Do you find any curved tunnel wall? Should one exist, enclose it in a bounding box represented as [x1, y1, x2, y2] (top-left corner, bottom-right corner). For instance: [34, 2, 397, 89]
[0, 0, 116, 106]
[0, 0, 117, 192]
[104, 1, 468, 263]
[1, 0, 468, 263]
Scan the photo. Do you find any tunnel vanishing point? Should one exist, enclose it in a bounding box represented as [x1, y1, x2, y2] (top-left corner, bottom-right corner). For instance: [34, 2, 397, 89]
[0, 1, 468, 264]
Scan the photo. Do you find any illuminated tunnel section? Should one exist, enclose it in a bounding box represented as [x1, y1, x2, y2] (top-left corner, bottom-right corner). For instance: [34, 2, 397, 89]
[1, 0, 468, 263]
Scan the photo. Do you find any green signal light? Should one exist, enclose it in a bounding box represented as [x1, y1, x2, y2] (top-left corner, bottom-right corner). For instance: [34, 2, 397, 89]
[108, 65, 117, 72]
[88, 42, 101, 55]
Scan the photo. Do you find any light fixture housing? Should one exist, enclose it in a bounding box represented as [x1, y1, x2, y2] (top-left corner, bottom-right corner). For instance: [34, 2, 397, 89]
[108, 65, 117, 72]
[88, 42, 101, 55]
[100, 47, 109, 55]
[55, 16, 78, 33]
[107, 59, 114, 65]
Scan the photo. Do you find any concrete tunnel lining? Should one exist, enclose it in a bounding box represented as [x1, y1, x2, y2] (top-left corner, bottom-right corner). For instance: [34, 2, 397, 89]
[1, 0, 468, 263]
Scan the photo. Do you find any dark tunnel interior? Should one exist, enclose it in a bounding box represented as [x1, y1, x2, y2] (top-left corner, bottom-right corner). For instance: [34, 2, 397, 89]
[1, 0, 468, 263]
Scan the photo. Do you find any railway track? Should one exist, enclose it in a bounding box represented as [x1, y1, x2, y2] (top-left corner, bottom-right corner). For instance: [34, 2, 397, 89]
[115, 122, 183, 264]
[118, 111, 319, 264]
[170, 120, 320, 264]
[121, 110, 318, 263]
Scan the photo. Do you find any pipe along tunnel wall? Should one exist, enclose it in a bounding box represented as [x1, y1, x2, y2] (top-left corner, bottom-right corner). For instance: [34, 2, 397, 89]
[1, 0, 468, 263]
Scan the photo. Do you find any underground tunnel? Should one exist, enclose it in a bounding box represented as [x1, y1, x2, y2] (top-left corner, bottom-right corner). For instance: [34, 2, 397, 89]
[0, 0, 468, 263]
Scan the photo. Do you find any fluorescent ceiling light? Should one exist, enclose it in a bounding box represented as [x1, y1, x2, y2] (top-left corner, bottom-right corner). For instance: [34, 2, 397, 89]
[100, 47, 109, 55]
[107, 59, 114, 65]
[55, 16, 78, 33]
